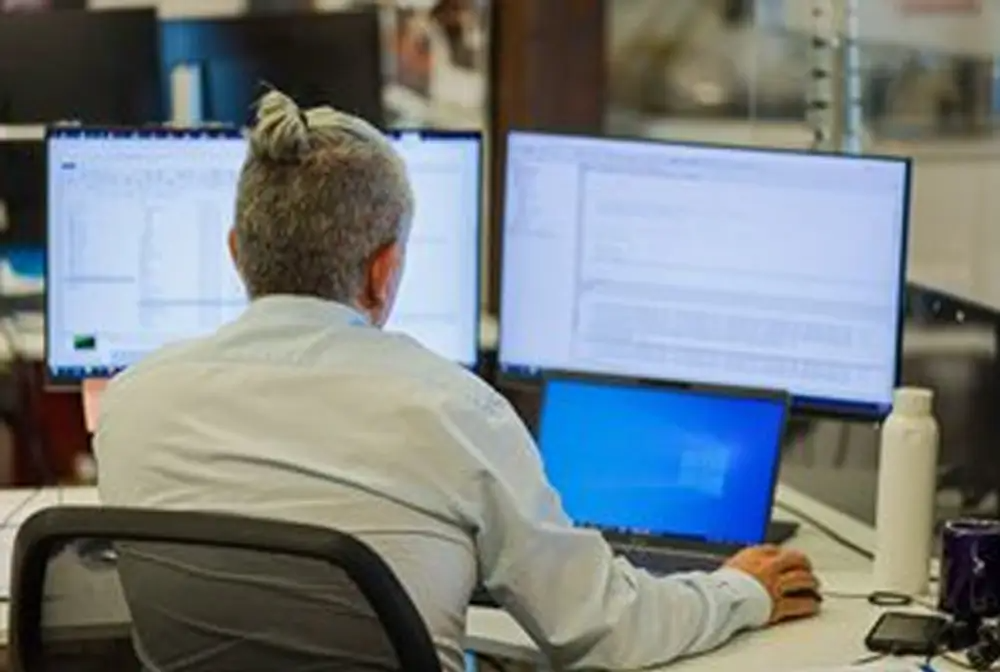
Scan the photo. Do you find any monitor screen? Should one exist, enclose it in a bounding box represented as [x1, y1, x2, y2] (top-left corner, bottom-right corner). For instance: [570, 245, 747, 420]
[538, 376, 787, 546]
[0, 9, 161, 124]
[384, 130, 482, 366]
[45, 128, 482, 384]
[499, 131, 911, 418]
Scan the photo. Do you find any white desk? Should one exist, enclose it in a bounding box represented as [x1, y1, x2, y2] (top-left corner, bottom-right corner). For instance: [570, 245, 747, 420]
[0, 487, 100, 597]
[0, 485, 961, 671]
[465, 486, 956, 672]
[466, 583, 892, 671]
[0, 487, 99, 525]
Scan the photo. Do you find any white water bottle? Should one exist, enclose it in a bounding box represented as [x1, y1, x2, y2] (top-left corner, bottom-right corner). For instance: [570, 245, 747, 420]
[874, 387, 939, 595]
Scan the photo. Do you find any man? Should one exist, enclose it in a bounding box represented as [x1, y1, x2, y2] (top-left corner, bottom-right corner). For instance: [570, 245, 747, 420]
[95, 90, 820, 672]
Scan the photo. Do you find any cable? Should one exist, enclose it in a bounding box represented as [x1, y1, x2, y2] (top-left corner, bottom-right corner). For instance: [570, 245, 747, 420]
[823, 589, 938, 612]
[774, 498, 941, 586]
[832, 593, 998, 671]
[473, 653, 511, 672]
[0, 486, 42, 529]
[0, 486, 43, 603]
[937, 652, 977, 670]
[850, 652, 885, 665]
[773, 500, 875, 560]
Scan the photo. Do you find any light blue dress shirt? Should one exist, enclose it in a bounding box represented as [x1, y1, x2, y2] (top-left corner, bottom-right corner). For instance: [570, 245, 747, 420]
[95, 295, 771, 672]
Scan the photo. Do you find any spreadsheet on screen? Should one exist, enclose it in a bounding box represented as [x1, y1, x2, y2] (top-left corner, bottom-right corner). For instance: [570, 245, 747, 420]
[45, 128, 482, 382]
[499, 131, 910, 417]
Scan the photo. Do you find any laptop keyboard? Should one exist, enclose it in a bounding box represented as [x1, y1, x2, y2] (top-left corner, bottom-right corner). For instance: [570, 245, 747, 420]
[616, 546, 723, 576]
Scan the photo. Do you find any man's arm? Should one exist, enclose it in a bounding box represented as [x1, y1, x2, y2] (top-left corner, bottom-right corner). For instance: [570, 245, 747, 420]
[443, 392, 774, 670]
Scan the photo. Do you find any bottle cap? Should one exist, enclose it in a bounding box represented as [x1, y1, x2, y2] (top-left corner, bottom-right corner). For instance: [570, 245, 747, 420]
[893, 387, 933, 416]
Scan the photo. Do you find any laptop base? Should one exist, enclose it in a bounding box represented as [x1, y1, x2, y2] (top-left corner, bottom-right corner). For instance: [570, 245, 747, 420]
[766, 520, 800, 544]
[616, 546, 723, 576]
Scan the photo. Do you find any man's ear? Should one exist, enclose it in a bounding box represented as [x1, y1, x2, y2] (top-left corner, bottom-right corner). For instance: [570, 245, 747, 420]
[227, 228, 239, 266]
[364, 240, 402, 307]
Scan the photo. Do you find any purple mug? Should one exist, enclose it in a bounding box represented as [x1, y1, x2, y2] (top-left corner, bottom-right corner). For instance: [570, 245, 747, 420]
[940, 519, 1000, 621]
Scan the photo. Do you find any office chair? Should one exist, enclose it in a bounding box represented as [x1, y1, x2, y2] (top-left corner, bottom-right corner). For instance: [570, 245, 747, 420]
[9, 506, 442, 672]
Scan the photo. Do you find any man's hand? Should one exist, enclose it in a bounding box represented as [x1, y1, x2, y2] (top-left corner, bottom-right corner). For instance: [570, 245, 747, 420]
[724, 545, 820, 624]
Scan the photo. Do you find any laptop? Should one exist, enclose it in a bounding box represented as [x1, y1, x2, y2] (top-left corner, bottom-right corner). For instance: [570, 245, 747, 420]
[537, 372, 790, 575]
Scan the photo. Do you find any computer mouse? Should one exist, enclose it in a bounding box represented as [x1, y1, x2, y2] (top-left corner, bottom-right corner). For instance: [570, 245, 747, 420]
[783, 587, 823, 603]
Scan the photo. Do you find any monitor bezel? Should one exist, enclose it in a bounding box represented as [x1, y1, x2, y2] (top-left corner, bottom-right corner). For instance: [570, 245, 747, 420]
[44, 126, 485, 388]
[496, 128, 913, 422]
[537, 369, 790, 549]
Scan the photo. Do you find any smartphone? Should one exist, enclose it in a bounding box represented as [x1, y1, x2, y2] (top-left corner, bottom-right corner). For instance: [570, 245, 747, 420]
[865, 612, 950, 657]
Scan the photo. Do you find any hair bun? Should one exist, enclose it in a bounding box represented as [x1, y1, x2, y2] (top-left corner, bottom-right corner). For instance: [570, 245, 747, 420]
[250, 89, 310, 163]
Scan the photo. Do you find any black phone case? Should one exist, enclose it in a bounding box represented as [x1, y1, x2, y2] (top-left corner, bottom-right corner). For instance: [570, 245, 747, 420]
[865, 612, 949, 657]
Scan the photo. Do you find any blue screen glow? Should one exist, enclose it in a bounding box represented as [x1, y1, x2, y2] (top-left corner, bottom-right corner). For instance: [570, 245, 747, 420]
[538, 378, 787, 546]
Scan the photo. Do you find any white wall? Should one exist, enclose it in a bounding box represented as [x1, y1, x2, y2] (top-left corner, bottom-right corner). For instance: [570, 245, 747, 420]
[881, 137, 1000, 311]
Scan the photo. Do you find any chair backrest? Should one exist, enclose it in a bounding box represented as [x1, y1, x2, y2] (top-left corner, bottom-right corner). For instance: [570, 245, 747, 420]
[9, 506, 442, 672]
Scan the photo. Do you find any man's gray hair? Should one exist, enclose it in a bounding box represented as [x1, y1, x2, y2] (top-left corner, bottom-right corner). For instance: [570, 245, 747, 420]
[234, 89, 414, 303]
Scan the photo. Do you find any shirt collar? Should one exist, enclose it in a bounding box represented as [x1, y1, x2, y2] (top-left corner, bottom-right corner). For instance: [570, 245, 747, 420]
[242, 295, 371, 329]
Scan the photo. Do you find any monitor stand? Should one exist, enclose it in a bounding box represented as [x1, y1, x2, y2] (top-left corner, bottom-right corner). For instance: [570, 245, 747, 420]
[766, 519, 800, 544]
[767, 416, 815, 545]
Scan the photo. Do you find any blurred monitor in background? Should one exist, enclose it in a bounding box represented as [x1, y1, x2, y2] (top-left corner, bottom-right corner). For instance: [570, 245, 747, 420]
[0, 8, 161, 125]
[160, 10, 384, 127]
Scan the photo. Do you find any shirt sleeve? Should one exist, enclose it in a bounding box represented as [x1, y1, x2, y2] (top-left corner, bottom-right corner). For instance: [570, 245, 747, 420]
[442, 390, 772, 670]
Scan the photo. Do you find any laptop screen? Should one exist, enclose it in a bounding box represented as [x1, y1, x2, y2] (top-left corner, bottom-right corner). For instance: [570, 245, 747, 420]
[538, 377, 788, 547]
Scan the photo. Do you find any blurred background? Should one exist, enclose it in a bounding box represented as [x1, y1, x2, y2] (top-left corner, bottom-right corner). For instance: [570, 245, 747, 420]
[2, 0, 1000, 534]
[602, 0, 1000, 530]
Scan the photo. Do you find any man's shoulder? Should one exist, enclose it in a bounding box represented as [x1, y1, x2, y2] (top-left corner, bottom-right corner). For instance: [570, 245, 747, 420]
[123, 336, 211, 368]
[103, 333, 217, 394]
[102, 322, 516, 429]
[379, 335, 512, 419]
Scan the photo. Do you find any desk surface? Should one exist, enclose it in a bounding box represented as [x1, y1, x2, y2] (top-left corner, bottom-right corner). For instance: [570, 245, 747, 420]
[466, 484, 952, 672]
[0, 487, 99, 598]
[0, 485, 957, 671]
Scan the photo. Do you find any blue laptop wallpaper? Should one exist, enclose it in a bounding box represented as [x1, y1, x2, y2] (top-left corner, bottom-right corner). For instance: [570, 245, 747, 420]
[538, 378, 787, 547]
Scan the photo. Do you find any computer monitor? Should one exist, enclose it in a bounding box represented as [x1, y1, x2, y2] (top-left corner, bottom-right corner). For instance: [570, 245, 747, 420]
[538, 374, 788, 547]
[159, 10, 383, 128]
[499, 131, 911, 419]
[0, 9, 161, 124]
[45, 128, 482, 385]
[384, 130, 482, 367]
